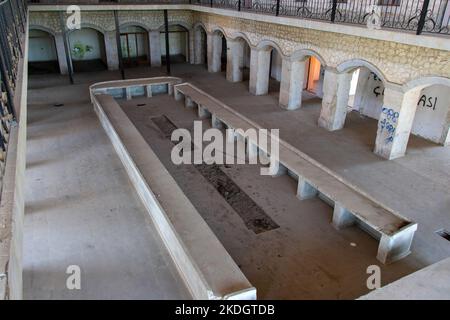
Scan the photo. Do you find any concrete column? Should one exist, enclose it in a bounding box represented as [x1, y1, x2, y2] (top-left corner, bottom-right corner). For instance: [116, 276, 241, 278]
[352, 68, 371, 111]
[185, 96, 196, 108]
[146, 85, 153, 98]
[212, 114, 224, 129]
[207, 33, 222, 73]
[318, 68, 352, 131]
[149, 30, 162, 67]
[226, 39, 244, 82]
[279, 58, 308, 110]
[54, 33, 69, 75]
[269, 159, 287, 176]
[104, 31, 119, 71]
[442, 111, 450, 146]
[198, 105, 210, 119]
[194, 28, 206, 65]
[125, 87, 132, 100]
[296, 177, 318, 200]
[174, 88, 183, 101]
[377, 224, 417, 264]
[332, 203, 356, 230]
[188, 29, 195, 64]
[249, 48, 271, 95]
[374, 86, 421, 160]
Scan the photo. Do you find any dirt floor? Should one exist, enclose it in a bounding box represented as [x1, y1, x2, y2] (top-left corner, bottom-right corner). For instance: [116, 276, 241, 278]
[25, 63, 450, 299]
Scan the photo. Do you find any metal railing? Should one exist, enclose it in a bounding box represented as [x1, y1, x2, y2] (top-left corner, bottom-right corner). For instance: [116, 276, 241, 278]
[27, 0, 450, 34]
[0, 0, 27, 176]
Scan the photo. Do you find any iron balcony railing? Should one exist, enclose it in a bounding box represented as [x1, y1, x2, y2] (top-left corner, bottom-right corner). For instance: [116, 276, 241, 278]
[28, 0, 450, 35]
[0, 0, 27, 179]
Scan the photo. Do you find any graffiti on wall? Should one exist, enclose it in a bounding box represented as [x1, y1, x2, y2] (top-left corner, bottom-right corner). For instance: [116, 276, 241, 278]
[379, 107, 399, 143]
[417, 94, 438, 110]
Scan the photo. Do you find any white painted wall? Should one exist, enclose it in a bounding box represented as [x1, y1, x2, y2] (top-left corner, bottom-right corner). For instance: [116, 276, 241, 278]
[29, 29, 57, 62]
[68, 28, 105, 61]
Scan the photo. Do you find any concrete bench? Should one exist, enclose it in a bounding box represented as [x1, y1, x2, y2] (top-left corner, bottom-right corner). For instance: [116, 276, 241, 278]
[174, 83, 418, 265]
[90, 79, 256, 300]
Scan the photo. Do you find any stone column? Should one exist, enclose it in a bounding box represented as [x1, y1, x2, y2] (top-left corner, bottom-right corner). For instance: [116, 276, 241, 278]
[54, 33, 69, 75]
[226, 39, 244, 82]
[249, 48, 271, 95]
[279, 58, 308, 110]
[104, 30, 119, 71]
[374, 86, 421, 160]
[207, 33, 222, 73]
[318, 68, 352, 131]
[188, 29, 195, 64]
[149, 30, 162, 67]
[194, 28, 206, 65]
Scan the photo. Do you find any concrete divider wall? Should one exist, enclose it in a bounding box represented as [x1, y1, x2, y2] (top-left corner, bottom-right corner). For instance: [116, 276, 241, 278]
[90, 80, 256, 300]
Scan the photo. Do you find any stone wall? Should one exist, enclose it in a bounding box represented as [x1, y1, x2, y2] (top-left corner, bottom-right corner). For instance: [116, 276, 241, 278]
[30, 9, 450, 86]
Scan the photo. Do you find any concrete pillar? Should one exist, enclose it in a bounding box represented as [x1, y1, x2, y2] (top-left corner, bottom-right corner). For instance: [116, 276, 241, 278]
[226, 39, 244, 82]
[198, 105, 210, 119]
[188, 29, 195, 64]
[174, 88, 183, 101]
[279, 58, 308, 110]
[194, 28, 206, 65]
[296, 177, 318, 200]
[377, 224, 417, 264]
[374, 86, 421, 160]
[54, 33, 69, 75]
[249, 48, 271, 95]
[125, 87, 132, 100]
[212, 114, 224, 129]
[352, 68, 371, 111]
[247, 140, 258, 161]
[146, 85, 153, 98]
[332, 203, 356, 230]
[269, 159, 287, 176]
[318, 68, 352, 131]
[149, 30, 162, 67]
[185, 96, 196, 108]
[207, 33, 222, 73]
[104, 31, 119, 71]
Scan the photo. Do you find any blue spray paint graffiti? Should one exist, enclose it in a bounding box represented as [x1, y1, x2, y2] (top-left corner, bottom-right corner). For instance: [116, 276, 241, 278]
[380, 107, 399, 143]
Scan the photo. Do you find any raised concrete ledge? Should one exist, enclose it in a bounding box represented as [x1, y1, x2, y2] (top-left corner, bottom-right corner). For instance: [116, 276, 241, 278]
[359, 257, 450, 300]
[173, 83, 418, 265]
[28, 4, 450, 51]
[90, 80, 256, 300]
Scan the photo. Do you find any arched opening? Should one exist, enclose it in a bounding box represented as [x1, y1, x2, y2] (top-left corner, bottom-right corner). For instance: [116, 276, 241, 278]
[225, 36, 251, 84]
[120, 25, 149, 68]
[193, 24, 207, 68]
[410, 84, 450, 146]
[68, 28, 107, 72]
[268, 47, 282, 97]
[209, 29, 227, 74]
[161, 25, 189, 65]
[304, 56, 324, 99]
[28, 29, 60, 74]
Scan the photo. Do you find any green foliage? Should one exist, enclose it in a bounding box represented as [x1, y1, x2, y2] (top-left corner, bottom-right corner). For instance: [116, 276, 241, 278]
[72, 42, 94, 59]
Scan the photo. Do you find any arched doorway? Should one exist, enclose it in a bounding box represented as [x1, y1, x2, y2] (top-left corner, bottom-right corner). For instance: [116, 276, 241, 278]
[28, 29, 60, 74]
[68, 28, 107, 72]
[120, 25, 149, 68]
[161, 25, 189, 64]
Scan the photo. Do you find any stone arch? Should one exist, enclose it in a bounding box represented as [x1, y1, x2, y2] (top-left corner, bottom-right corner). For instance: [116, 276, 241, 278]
[208, 26, 228, 73]
[290, 48, 327, 66]
[256, 39, 285, 57]
[193, 22, 208, 66]
[337, 59, 387, 84]
[67, 23, 106, 36]
[119, 21, 150, 32]
[193, 21, 208, 34]
[157, 21, 192, 32]
[210, 26, 228, 39]
[29, 24, 57, 37]
[229, 32, 254, 48]
[404, 76, 450, 93]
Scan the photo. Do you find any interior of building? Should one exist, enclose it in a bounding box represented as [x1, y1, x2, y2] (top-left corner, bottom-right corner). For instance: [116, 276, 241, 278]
[1, 0, 450, 301]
